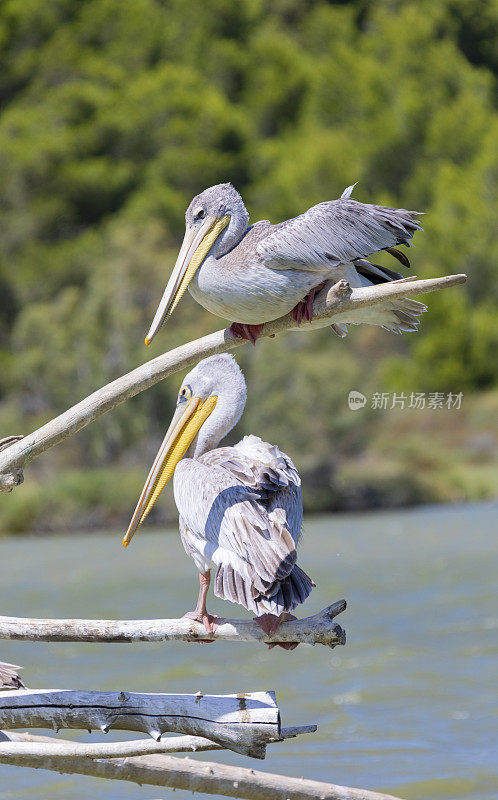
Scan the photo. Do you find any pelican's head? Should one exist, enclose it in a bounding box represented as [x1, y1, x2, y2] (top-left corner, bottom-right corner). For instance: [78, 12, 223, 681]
[122, 354, 246, 547]
[145, 183, 249, 346]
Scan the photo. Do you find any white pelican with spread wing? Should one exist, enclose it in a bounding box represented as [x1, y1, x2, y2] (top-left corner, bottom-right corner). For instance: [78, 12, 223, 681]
[145, 183, 425, 345]
[123, 354, 313, 646]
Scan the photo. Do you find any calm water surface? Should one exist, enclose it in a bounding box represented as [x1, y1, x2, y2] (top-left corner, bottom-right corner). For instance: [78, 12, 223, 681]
[0, 503, 496, 800]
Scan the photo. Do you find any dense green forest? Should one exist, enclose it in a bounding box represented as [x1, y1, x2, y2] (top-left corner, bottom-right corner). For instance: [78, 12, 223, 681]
[0, 0, 497, 532]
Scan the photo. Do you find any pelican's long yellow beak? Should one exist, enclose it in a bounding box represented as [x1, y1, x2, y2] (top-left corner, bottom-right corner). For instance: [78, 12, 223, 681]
[145, 215, 230, 346]
[122, 394, 218, 547]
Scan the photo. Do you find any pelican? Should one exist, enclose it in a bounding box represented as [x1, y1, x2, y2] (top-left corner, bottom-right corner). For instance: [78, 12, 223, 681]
[122, 354, 313, 646]
[145, 183, 425, 345]
[0, 661, 25, 690]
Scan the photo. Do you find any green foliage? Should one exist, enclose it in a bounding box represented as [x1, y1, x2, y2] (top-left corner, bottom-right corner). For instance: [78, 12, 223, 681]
[0, 0, 496, 531]
[0, 466, 175, 534]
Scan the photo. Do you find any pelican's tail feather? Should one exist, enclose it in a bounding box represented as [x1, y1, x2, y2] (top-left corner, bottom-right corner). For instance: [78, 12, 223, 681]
[260, 564, 315, 615]
[214, 562, 314, 615]
[376, 297, 427, 333]
[335, 260, 427, 336]
[334, 297, 427, 336]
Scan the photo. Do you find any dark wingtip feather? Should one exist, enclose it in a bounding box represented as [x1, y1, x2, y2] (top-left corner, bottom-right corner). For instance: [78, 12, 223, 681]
[386, 246, 410, 268]
[214, 561, 314, 615]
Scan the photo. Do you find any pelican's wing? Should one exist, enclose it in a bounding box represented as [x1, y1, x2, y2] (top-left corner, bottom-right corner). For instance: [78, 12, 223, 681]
[178, 438, 311, 613]
[201, 435, 300, 494]
[257, 194, 422, 272]
[198, 436, 302, 577]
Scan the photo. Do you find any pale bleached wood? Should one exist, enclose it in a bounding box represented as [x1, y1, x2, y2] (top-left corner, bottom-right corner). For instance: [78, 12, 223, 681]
[0, 746, 405, 800]
[0, 437, 24, 492]
[0, 725, 317, 758]
[0, 600, 346, 648]
[0, 273, 466, 491]
[0, 689, 279, 759]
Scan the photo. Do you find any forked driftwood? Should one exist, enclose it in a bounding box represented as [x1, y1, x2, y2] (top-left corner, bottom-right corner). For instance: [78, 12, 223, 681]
[0, 689, 279, 758]
[0, 274, 466, 491]
[0, 600, 346, 648]
[0, 730, 405, 800]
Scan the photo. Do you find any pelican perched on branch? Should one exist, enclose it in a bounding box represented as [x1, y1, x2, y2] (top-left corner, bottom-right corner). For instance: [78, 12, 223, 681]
[123, 354, 313, 646]
[145, 183, 425, 345]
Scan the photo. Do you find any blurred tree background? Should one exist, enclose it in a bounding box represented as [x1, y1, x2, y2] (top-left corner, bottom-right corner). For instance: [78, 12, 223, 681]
[0, 0, 497, 533]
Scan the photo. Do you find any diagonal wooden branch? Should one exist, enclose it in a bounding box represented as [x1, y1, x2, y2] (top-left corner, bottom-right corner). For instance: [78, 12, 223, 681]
[0, 739, 405, 800]
[0, 600, 346, 648]
[0, 273, 466, 491]
[0, 689, 279, 759]
[0, 725, 317, 758]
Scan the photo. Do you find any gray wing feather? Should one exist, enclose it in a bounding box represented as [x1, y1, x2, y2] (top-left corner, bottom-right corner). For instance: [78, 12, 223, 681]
[257, 198, 422, 272]
[200, 440, 300, 493]
[215, 560, 314, 615]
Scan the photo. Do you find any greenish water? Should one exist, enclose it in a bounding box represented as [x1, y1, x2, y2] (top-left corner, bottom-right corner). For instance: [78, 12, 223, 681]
[0, 503, 497, 800]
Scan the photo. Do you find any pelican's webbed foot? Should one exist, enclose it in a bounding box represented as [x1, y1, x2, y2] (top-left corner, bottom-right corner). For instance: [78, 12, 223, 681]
[254, 611, 299, 651]
[182, 609, 221, 636]
[229, 322, 264, 344]
[292, 281, 327, 325]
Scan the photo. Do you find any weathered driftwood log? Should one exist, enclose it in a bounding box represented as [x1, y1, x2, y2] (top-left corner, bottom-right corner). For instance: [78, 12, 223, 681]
[0, 274, 466, 492]
[0, 725, 317, 758]
[0, 600, 346, 648]
[0, 689, 279, 759]
[0, 734, 405, 800]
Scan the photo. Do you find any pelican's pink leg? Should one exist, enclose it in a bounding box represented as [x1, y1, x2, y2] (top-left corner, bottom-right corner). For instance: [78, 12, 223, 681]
[183, 570, 221, 641]
[254, 611, 299, 651]
[292, 281, 327, 324]
[229, 322, 264, 344]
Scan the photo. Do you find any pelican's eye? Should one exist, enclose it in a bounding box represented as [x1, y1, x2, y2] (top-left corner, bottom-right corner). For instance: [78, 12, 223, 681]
[178, 385, 192, 403]
[193, 207, 206, 221]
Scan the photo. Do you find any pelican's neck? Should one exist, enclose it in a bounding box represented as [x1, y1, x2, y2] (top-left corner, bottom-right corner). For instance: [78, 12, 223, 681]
[188, 422, 223, 460]
[186, 387, 247, 460]
[210, 205, 249, 259]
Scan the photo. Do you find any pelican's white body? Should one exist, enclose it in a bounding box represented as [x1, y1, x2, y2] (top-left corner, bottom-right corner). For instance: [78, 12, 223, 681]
[134, 355, 315, 616]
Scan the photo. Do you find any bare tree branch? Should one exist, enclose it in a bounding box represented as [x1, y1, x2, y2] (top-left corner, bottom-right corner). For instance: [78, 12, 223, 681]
[0, 725, 317, 759]
[0, 741, 405, 799]
[0, 600, 346, 648]
[0, 274, 466, 491]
